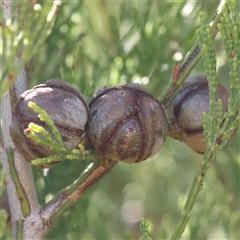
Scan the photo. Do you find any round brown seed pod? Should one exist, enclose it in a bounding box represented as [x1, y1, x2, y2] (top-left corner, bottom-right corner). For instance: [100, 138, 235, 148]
[10, 79, 89, 168]
[168, 75, 229, 154]
[87, 83, 168, 163]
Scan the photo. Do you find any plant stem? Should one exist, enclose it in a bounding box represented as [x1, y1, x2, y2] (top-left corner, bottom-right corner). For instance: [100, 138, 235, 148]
[7, 149, 31, 217]
[42, 156, 117, 227]
[16, 219, 23, 240]
[170, 150, 215, 240]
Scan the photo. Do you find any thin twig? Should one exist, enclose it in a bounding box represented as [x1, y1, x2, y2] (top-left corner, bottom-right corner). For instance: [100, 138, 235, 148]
[41, 157, 117, 228]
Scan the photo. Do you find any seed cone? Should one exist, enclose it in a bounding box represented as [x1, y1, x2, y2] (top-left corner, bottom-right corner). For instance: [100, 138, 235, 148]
[87, 83, 167, 163]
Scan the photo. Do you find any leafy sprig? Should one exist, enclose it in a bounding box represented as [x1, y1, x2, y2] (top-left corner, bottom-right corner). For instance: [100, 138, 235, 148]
[199, 4, 240, 153]
[140, 218, 152, 240]
[170, 2, 239, 239]
[0, 1, 61, 97]
[26, 102, 89, 166]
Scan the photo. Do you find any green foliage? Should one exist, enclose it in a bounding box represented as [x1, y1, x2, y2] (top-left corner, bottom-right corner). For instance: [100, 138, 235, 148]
[170, 3, 239, 238]
[140, 218, 152, 240]
[0, 171, 11, 239]
[7, 149, 31, 218]
[26, 102, 89, 166]
[0, 1, 60, 97]
[198, 6, 239, 153]
[1, 1, 239, 239]
[0, 209, 9, 239]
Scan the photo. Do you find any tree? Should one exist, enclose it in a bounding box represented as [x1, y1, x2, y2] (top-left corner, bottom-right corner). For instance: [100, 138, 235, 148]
[1, 1, 239, 239]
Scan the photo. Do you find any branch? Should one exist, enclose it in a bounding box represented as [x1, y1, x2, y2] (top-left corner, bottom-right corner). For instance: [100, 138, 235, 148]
[41, 156, 117, 229]
[1, 61, 40, 238]
[1, 1, 41, 239]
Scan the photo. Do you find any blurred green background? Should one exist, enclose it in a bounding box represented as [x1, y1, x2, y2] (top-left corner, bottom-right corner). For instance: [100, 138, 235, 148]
[1, 1, 239, 239]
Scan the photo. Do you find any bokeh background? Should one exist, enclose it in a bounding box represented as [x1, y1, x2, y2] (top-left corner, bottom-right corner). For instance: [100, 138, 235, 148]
[1, 1, 239, 239]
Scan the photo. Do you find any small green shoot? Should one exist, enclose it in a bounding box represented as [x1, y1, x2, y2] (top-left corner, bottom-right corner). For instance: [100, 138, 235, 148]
[140, 218, 152, 240]
[26, 102, 90, 166]
[197, 5, 239, 153]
